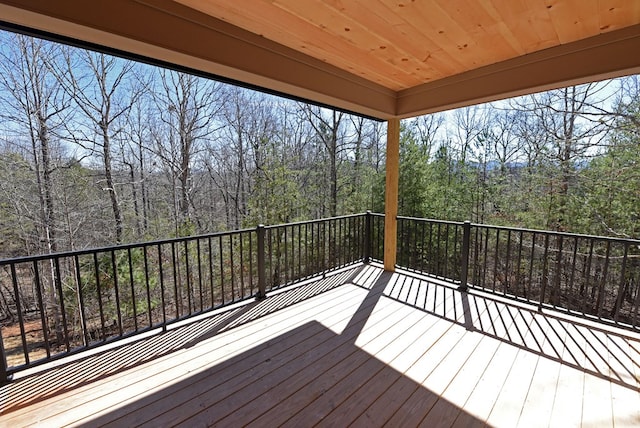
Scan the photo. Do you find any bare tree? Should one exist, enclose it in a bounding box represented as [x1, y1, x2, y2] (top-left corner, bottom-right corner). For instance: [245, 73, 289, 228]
[302, 106, 346, 217]
[151, 70, 223, 233]
[0, 34, 71, 341]
[117, 95, 153, 237]
[451, 104, 489, 165]
[513, 83, 611, 230]
[413, 113, 444, 159]
[51, 48, 140, 243]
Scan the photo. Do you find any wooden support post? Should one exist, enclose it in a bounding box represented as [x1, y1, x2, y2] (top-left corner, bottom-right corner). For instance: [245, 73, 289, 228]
[384, 118, 400, 272]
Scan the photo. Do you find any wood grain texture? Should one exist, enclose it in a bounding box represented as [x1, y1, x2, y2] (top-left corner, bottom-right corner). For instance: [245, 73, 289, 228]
[176, 0, 640, 91]
[383, 119, 400, 271]
[2, 0, 640, 118]
[1, 265, 639, 427]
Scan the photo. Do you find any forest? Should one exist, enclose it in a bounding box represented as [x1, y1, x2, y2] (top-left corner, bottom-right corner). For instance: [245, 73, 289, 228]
[0, 31, 639, 261]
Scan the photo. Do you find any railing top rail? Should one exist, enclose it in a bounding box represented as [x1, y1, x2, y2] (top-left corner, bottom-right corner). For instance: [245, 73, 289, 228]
[397, 215, 465, 226]
[395, 213, 639, 245]
[0, 213, 371, 266]
[263, 213, 367, 229]
[471, 222, 640, 245]
[4, 212, 637, 267]
[0, 227, 257, 266]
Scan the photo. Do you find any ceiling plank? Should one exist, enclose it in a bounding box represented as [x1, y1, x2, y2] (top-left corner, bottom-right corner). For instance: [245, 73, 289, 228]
[547, 0, 600, 44]
[0, 0, 639, 120]
[272, 0, 428, 88]
[396, 23, 640, 117]
[485, 0, 559, 53]
[175, 0, 417, 89]
[324, 0, 463, 78]
[0, 0, 397, 119]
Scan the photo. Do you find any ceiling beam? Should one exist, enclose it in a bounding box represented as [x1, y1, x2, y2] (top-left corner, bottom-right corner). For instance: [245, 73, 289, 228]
[0, 0, 396, 119]
[1, 1, 639, 120]
[396, 24, 640, 118]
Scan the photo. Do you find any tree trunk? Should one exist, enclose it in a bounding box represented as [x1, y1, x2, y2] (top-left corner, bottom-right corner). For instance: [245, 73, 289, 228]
[102, 126, 124, 243]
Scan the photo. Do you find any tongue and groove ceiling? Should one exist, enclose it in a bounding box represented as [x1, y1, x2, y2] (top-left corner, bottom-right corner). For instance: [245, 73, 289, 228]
[1, 0, 640, 119]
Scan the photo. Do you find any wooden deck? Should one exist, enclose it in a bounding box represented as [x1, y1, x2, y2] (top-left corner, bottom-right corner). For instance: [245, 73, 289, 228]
[1, 264, 639, 427]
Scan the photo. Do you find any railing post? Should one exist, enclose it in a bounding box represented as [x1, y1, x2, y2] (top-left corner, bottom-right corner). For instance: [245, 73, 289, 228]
[459, 221, 471, 291]
[364, 211, 371, 263]
[0, 332, 8, 384]
[256, 224, 267, 300]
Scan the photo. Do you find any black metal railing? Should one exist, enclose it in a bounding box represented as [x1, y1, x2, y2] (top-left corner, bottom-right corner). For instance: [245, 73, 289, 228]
[0, 214, 370, 382]
[369, 212, 385, 263]
[466, 224, 640, 328]
[263, 214, 367, 290]
[395, 216, 640, 331]
[2, 212, 639, 383]
[396, 216, 465, 281]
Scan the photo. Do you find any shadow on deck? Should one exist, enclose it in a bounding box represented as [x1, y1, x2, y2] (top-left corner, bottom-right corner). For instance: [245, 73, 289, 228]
[1, 263, 639, 426]
[85, 268, 486, 426]
[380, 270, 640, 392]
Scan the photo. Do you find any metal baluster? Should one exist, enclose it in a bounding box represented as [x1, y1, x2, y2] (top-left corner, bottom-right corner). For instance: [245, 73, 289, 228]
[143, 246, 153, 325]
[505, 230, 512, 295]
[459, 221, 471, 291]
[184, 240, 192, 314]
[515, 231, 523, 298]
[492, 229, 500, 293]
[248, 231, 254, 296]
[197, 239, 204, 310]
[72, 255, 89, 347]
[527, 233, 536, 301]
[219, 235, 225, 304]
[111, 250, 123, 336]
[583, 240, 595, 315]
[553, 235, 564, 308]
[171, 242, 180, 319]
[208, 237, 215, 306]
[10, 264, 29, 364]
[257, 225, 266, 299]
[127, 248, 138, 330]
[157, 244, 167, 328]
[32, 261, 51, 358]
[613, 242, 629, 322]
[539, 234, 550, 309]
[596, 240, 611, 318]
[54, 257, 71, 351]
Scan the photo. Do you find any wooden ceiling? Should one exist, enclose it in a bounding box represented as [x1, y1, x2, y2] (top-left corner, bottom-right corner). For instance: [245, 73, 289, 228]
[1, 0, 640, 119]
[176, 0, 640, 91]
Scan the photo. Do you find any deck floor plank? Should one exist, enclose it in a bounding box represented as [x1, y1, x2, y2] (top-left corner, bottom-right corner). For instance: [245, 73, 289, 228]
[350, 315, 457, 426]
[384, 320, 486, 425]
[233, 298, 417, 427]
[7, 276, 367, 426]
[1, 265, 638, 428]
[190, 283, 402, 426]
[547, 319, 587, 428]
[304, 308, 441, 426]
[606, 334, 640, 427]
[126, 283, 394, 426]
[420, 298, 514, 427]
[517, 341, 564, 427]
[485, 310, 553, 428]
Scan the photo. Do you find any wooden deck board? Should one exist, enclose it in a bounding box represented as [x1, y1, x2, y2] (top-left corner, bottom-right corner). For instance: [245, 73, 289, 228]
[1, 264, 639, 427]
[607, 334, 640, 427]
[104, 279, 387, 426]
[7, 274, 369, 425]
[548, 322, 587, 427]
